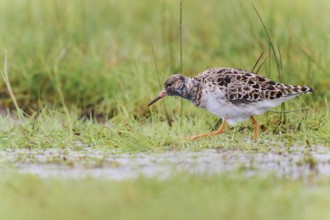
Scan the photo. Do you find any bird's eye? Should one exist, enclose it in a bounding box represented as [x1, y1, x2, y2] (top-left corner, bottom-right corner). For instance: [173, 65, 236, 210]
[166, 83, 172, 88]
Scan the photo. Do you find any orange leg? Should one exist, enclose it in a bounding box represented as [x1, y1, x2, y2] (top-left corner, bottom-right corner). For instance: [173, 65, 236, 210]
[187, 119, 227, 141]
[251, 116, 258, 143]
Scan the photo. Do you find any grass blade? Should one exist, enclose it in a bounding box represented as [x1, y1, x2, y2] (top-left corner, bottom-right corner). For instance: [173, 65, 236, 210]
[277, 45, 286, 122]
[151, 42, 172, 127]
[251, 51, 265, 72]
[251, 3, 281, 73]
[251, 3, 286, 122]
[2, 49, 23, 118]
[179, 0, 184, 127]
[256, 53, 268, 73]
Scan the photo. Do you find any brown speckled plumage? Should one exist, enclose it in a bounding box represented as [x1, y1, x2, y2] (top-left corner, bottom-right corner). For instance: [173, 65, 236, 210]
[194, 68, 313, 105]
[148, 67, 313, 142]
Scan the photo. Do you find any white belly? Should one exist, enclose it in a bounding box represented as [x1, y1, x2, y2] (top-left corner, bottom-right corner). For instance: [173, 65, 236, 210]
[204, 95, 294, 125]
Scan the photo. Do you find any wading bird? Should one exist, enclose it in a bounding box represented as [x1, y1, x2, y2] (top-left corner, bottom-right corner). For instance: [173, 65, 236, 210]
[148, 68, 313, 143]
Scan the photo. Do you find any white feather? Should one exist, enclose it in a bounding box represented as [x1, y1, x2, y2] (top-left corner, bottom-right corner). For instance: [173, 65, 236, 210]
[203, 90, 297, 125]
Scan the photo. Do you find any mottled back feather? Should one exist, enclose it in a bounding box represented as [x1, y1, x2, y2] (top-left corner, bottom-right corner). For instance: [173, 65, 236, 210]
[194, 68, 313, 105]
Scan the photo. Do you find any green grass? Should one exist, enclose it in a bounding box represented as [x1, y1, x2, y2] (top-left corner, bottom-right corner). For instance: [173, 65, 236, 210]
[0, 173, 329, 220]
[0, 0, 328, 150]
[0, 0, 328, 113]
[0, 1, 329, 219]
[0, 106, 328, 151]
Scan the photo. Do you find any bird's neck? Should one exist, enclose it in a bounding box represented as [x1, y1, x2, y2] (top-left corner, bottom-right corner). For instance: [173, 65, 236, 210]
[182, 78, 203, 106]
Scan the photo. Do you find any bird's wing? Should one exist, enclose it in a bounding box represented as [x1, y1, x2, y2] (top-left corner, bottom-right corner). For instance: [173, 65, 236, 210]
[221, 71, 289, 105]
[195, 68, 313, 105]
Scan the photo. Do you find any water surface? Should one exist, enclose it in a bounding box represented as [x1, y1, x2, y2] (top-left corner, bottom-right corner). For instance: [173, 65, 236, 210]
[0, 146, 329, 179]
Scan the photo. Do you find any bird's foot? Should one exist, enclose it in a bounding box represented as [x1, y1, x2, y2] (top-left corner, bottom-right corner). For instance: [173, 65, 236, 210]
[184, 134, 206, 141]
[184, 119, 227, 141]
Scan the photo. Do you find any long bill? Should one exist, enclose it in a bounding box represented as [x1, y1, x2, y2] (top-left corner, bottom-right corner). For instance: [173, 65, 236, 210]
[148, 90, 166, 106]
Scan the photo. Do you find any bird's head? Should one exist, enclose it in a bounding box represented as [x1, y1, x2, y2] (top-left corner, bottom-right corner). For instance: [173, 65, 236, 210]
[148, 74, 187, 106]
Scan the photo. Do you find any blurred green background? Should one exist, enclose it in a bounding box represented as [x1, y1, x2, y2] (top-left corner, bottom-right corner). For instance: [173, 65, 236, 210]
[0, 1, 329, 220]
[0, 0, 328, 118]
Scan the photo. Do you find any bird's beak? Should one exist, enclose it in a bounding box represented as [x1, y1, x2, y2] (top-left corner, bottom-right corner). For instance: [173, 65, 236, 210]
[148, 90, 167, 106]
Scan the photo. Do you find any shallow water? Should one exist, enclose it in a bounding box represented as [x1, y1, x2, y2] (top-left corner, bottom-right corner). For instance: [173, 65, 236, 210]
[0, 146, 329, 179]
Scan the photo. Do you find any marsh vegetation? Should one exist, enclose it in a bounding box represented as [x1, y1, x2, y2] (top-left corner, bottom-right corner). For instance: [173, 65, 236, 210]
[0, 0, 329, 219]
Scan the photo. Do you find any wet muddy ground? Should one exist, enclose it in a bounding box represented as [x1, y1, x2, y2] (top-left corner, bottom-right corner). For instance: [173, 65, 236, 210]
[0, 146, 329, 180]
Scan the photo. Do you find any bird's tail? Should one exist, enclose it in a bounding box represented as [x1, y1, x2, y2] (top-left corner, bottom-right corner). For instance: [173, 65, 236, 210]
[280, 85, 314, 97]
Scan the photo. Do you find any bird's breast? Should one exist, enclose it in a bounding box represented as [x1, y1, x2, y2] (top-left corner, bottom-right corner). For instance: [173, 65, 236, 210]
[200, 88, 228, 116]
